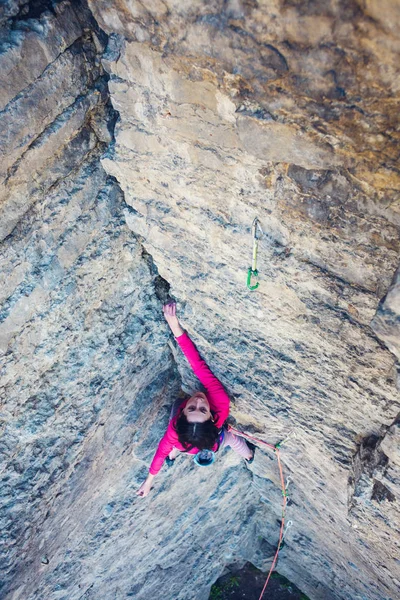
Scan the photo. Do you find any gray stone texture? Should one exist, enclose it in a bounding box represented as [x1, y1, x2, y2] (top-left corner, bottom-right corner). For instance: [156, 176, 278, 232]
[1, 1, 400, 600]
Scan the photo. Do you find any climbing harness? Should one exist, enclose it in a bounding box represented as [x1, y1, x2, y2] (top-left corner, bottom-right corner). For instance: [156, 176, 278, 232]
[194, 449, 215, 467]
[227, 425, 294, 600]
[247, 217, 263, 290]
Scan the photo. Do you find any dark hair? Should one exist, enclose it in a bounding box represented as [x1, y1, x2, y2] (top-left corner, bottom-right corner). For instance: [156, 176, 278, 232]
[175, 413, 220, 451]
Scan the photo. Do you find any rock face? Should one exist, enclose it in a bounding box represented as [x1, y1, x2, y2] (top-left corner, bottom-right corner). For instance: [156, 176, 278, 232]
[0, 2, 178, 598]
[1, 2, 399, 600]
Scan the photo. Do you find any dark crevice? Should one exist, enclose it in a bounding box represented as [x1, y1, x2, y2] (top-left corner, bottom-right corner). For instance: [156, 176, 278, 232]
[348, 413, 399, 510]
[11, 0, 57, 23]
[371, 480, 395, 503]
[140, 247, 172, 305]
[82, 4, 175, 311]
[0, 0, 54, 30]
[210, 562, 311, 600]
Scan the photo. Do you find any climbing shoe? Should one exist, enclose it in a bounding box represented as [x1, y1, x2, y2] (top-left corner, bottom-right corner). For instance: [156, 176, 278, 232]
[246, 441, 256, 464]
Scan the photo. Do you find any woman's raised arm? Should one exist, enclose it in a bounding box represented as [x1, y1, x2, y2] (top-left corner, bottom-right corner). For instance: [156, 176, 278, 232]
[163, 302, 230, 427]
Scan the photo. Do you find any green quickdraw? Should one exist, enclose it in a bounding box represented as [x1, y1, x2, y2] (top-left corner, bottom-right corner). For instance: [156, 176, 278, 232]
[247, 217, 263, 290]
[274, 430, 296, 452]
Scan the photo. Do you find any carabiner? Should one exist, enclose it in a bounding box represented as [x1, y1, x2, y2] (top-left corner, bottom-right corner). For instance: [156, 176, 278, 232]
[247, 267, 259, 290]
[283, 520, 293, 539]
[252, 217, 263, 241]
[247, 218, 263, 291]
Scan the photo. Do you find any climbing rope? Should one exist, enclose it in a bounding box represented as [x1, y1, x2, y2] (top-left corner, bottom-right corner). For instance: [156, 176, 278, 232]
[227, 426, 294, 600]
[247, 217, 263, 290]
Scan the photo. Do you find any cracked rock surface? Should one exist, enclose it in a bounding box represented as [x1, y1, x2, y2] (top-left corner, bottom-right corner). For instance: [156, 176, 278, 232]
[1, 2, 400, 600]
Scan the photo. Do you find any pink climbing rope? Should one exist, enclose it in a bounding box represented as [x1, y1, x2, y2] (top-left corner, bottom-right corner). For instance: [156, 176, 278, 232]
[227, 426, 290, 600]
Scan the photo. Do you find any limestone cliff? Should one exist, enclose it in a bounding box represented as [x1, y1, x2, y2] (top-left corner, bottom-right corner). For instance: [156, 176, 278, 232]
[1, 2, 399, 600]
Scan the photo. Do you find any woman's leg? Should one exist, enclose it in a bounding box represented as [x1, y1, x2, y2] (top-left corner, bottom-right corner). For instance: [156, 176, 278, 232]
[222, 430, 253, 460]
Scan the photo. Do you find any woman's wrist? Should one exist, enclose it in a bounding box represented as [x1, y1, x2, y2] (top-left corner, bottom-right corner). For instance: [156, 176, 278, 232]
[171, 323, 184, 337]
[166, 317, 184, 337]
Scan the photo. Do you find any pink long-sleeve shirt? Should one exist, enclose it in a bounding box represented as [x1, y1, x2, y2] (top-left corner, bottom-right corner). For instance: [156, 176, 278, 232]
[148, 331, 230, 475]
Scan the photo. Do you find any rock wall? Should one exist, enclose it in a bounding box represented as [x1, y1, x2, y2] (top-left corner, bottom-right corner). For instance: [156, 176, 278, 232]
[1, 2, 400, 600]
[92, 1, 400, 598]
[0, 1, 177, 598]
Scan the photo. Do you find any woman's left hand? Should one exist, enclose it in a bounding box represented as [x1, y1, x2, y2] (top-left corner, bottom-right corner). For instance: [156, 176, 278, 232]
[136, 474, 154, 498]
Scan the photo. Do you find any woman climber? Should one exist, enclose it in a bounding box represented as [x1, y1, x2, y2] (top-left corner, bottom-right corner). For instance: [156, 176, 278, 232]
[137, 302, 254, 497]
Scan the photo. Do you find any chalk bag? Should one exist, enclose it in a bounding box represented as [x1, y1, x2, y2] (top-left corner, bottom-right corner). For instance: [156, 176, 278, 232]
[193, 449, 215, 467]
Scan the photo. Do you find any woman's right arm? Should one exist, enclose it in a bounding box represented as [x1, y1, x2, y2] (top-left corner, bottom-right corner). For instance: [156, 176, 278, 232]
[163, 302, 224, 393]
[163, 302, 230, 426]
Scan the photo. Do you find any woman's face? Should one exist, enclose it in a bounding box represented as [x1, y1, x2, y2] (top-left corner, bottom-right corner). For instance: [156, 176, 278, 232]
[183, 392, 212, 423]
